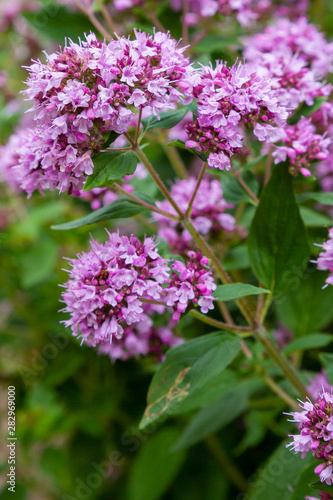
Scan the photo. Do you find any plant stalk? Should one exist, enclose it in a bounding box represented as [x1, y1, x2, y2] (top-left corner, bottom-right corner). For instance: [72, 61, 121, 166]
[186, 162, 207, 217]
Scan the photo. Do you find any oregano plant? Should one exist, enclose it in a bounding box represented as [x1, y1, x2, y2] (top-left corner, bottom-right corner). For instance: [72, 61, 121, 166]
[1, 0, 333, 499]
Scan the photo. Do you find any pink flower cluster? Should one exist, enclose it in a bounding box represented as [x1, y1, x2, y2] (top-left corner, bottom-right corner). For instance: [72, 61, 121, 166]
[243, 17, 333, 79]
[0, 126, 62, 196]
[61, 232, 216, 345]
[185, 61, 288, 170]
[273, 117, 331, 177]
[166, 250, 216, 321]
[18, 30, 193, 195]
[61, 232, 171, 344]
[287, 390, 333, 486]
[246, 49, 331, 111]
[153, 177, 240, 253]
[317, 228, 333, 288]
[98, 303, 182, 362]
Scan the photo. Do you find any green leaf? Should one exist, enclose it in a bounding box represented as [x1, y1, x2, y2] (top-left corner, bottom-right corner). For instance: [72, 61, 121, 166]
[213, 283, 270, 301]
[167, 139, 208, 162]
[102, 131, 121, 149]
[275, 271, 333, 336]
[299, 206, 332, 227]
[247, 441, 314, 500]
[51, 198, 147, 230]
[20, 237, 57, 288]
[195, 35, 241, 53]
[283, 334, 333, 355]
[142, 109, 188, 134]
[297, 191, 333, 205]
[309, 480, 333, 495]
[139, 332, 241, 430]
[84, 151, 139, 191]
[23, 7, 95, 43]
[127, 427, 186, 500]
[173, 378, 263, 450]
[290, 463, 318, 499]
[247, 164, 310, 294]
[288, 96, 328, 125]
[218, 171, 259, 205]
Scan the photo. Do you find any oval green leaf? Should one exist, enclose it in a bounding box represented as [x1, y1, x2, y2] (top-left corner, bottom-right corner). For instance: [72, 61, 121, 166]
[84, 150, 139, 191]
[213, 283, 270, 301]
[51, 198, 147, 230]
[139, 332, 241, 430]
[248, 164, 310, 295]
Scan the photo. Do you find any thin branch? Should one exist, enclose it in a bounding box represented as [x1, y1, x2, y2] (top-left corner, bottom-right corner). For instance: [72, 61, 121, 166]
[189, 309, 253, 335]
[104, 147, 133, 152]
[241, 340, 253, 359]
[95, 0, 118, 35]
[142, 7, 167, 33]
[205, 436, 249, 493]
[263, 376, 300, 411]
[256, 290, 265, 324]
[233, 170, 259, 205]
[217, 301, 234, 325]
[74, 0, 112, 41]
[259, 293, 272, 324]
[255, 327, 310, 400]
[132, 144, 184, 219]
[113, 183, 180, 221]
[135, 108, 142, 146]
[186, 162, 207, 217]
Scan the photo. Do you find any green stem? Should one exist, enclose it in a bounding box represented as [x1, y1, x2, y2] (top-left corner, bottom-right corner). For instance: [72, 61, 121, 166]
[263, 375, 300, 411]
[186, 162, 207, 217]
[132, 145, 184, 218]
[95, 0, 117, 35]
[189, 309, 253, 336]
[135, 108, 142, 145]
[255, 327, 309, 400]
[259, 293, 273, 323]
[74, 0, 112, 41]
[113, 183, 179, 221]
[233, 170, 259, 205]
[205, 436, 249, 493]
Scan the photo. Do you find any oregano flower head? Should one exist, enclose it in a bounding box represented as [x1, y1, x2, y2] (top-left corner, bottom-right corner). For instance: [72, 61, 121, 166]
[21, 30, 194, 195]
[287, 390, 333, 486]
[61, 231, 170, 344]
[185, 61, 288, 171]
[273, 117, 331, 178]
